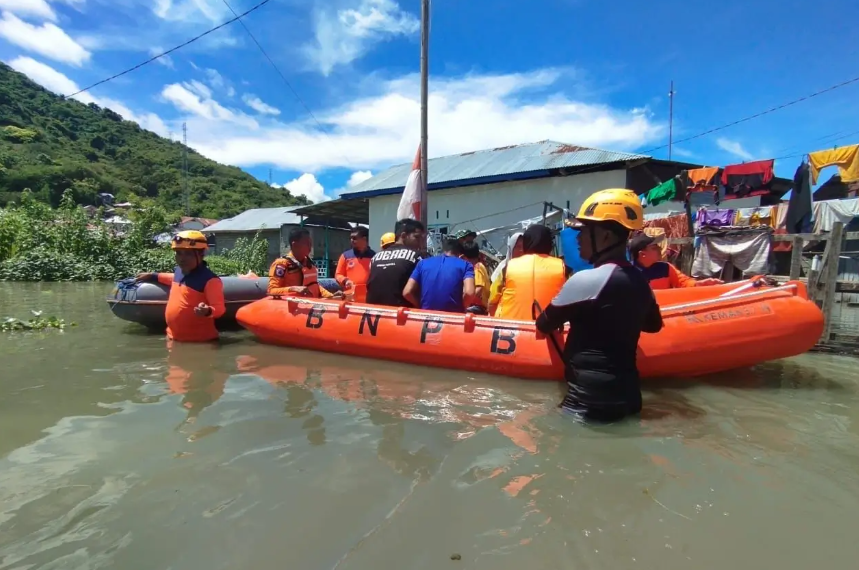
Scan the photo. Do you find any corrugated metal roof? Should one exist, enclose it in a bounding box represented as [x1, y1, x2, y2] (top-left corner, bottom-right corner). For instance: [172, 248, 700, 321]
[341, 140, 649, 198]
[204, 206, 304, 233]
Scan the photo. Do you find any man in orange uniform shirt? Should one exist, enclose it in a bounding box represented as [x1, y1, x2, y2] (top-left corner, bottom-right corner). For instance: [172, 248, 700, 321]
[136, 230, 226, 342]
[628, 234, 722, 290]
[334, 226, 375, 301]
[268, 228, 341, 298]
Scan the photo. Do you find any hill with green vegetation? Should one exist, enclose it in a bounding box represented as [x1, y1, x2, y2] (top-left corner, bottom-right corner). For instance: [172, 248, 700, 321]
[0, 63, 309, 219]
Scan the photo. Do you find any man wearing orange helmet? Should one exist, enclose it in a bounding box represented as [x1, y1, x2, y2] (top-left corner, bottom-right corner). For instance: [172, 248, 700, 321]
[535, 189, 663, 422]
[136, 230, 226, 342]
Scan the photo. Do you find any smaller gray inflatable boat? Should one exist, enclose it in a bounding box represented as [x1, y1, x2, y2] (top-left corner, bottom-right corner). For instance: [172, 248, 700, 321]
[107, 276, 342, 331]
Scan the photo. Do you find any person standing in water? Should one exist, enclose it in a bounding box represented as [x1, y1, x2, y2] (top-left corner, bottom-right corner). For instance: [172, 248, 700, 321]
[535, 189, 663, 422]
[136, 230, 226, 342]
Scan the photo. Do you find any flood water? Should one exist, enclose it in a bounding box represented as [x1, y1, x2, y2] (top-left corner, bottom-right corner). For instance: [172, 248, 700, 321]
[1, 282, 859, 569]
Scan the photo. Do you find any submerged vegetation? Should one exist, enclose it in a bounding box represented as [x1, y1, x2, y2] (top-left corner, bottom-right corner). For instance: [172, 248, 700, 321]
[2, 311, 75, 332]
[0, 189, 271, 281]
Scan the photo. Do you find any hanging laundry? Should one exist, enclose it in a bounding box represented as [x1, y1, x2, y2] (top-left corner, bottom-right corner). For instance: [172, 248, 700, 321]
[772, 202, 792, 252]
[721, 159, 775, 199]
[692, 231, 772, 278]
[696, 208, 734, 229]
[808, 144, 859, 185]
[785, 161, 813, 233]
[686, 167, 720, 192]
[639, 193, 649, 208]
[643, 213, 691, 239]
[646, 177, 680, 206]
[733, 206, 775, 228]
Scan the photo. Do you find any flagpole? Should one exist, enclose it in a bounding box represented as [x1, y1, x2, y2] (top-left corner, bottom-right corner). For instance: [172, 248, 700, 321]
[419, 0, 429, 228]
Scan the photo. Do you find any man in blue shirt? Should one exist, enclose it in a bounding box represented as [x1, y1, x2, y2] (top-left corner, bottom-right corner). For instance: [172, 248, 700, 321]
[403, 238, 476, 312]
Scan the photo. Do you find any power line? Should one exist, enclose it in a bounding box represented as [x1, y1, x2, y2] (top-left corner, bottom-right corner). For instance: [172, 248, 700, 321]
[65, 0, 272, 99]
[220, 0, 329, 136]
[642, 72, 859, 155]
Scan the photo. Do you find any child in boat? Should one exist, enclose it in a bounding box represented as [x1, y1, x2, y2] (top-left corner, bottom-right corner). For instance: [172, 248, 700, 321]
[461, 241, 490, 314]
[136, 230, 226, 342]
[628, 234, 723, 289]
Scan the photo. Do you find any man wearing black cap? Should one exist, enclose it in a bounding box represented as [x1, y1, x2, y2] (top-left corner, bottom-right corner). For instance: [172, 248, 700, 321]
[628, 234, 722, 290]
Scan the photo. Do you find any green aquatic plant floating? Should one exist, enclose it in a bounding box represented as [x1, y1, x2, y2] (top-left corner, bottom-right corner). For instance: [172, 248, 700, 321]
[1, 310, 76, 332]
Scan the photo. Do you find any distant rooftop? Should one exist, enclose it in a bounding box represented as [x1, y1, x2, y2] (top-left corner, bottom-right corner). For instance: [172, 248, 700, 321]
[204, 206, 351, 233]
[204, 207, 304, 233]
[340, 140, 650, 199]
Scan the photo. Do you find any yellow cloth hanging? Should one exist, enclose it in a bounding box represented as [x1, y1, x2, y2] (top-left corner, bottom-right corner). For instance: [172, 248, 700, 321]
[808, 144, 859, 185]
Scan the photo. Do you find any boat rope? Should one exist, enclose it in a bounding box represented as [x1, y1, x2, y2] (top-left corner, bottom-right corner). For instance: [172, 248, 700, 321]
[273, 283, 799, 332]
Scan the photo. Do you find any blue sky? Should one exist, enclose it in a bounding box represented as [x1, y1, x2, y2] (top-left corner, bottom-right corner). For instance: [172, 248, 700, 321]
[1, 0, 858, 203]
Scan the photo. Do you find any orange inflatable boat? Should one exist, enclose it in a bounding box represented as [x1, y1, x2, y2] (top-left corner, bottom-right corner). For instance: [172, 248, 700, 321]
[235, 279, 824, 381]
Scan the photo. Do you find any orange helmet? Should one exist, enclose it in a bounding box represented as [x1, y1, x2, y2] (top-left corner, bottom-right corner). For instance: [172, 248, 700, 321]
[171, 230, 208, 250]
[573, 188, 643, 231]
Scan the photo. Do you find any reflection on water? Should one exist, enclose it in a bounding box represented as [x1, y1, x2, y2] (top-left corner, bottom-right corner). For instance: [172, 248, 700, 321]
[2, 282, 859, 569]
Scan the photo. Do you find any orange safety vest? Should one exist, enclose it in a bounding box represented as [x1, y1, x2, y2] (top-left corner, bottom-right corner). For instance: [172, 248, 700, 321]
[497, 254, 567, 321]
[268, 254, 329, 297]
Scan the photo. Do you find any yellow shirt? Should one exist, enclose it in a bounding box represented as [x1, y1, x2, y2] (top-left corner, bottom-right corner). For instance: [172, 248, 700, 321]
[472, 262, 490, 307]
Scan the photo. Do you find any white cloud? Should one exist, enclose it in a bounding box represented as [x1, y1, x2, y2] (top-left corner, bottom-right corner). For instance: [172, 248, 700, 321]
[203, 68, 234, 96]
[242, 94, 280, 116]
[7, 56, 168, 136]
[283, 173, 328, 203]
[0, 11, 90, 66]
[671, 147, 698, 159]
[183, 68, 663, 173]
[161, 82, 258, 129]
[716, 137, 754, 161]
[152, 0, 226, 23]
[0, 0, 56, 21]
[303, 0, 419, 75]
[347, 170, 373, 186]
[149, 47, 174, 68]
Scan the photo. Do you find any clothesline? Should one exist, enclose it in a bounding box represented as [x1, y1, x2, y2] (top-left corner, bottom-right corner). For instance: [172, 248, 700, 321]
[641, 142, 859, 209]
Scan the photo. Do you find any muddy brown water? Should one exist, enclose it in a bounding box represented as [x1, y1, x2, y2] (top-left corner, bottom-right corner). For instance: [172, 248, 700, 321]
[1, 282, 858, 569]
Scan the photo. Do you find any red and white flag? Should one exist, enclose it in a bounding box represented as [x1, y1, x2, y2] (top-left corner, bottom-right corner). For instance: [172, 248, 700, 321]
[397, 144, 423, 220]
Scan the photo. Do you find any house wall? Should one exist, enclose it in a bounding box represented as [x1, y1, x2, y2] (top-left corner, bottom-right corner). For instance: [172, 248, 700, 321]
[366, 169, 627, 250]
[212, 226, 353, 268]
[178, 220, 206, 231]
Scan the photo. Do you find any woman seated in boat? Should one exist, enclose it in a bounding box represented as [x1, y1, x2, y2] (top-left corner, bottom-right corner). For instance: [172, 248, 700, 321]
[628, 234, 723, 290]
[268, 228, 342, 299]
[494, 225, 567, 321]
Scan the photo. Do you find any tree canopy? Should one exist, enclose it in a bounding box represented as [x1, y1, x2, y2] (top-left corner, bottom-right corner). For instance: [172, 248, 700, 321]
[0, 63, 310, 219]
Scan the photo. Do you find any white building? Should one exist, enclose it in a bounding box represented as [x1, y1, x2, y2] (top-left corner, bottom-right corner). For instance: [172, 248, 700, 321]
[339, 140, 772, 251]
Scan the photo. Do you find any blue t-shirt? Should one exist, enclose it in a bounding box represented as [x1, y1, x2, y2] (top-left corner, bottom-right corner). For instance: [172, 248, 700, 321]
[409, 255, 475, 312]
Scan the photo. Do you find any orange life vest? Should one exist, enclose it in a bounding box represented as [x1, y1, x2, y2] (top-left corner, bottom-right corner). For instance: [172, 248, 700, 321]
[268, 253, 326, 297]
[497, 254, 567, 321]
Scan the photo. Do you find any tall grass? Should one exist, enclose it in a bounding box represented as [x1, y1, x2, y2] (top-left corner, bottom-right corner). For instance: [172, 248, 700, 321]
[0, 189, 268, 281]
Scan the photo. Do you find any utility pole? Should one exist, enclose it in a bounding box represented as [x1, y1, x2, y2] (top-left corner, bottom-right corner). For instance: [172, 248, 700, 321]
[668, 80, 675, 161]
[418, 0, 429, 228]
[182, 122, 189, 216]
[269, 168, 273, 186]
